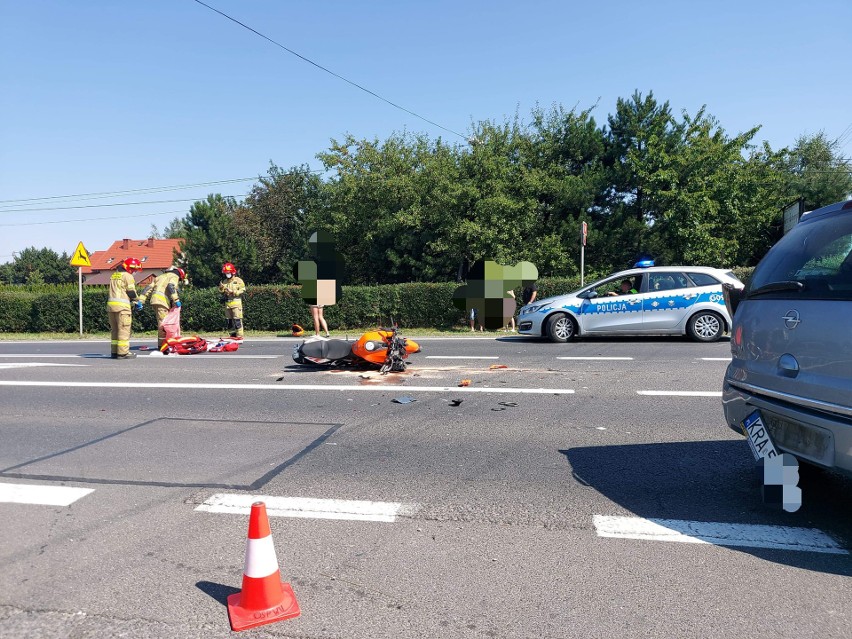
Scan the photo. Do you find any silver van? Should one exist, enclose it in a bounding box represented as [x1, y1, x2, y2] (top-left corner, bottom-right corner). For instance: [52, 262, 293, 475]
[722, 199, 852, 475]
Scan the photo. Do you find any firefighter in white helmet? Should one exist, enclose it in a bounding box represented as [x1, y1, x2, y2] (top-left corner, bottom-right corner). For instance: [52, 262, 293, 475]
[108, 257, 142, 359]
[219, 262, 246, 339]
[139, 266, 186, 351]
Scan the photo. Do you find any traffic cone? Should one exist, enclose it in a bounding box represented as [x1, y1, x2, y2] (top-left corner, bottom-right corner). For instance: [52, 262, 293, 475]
[227, 501, 301, 631]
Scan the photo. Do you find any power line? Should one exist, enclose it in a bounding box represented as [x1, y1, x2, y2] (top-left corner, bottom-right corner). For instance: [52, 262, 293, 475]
[0, 196, 243, 213]
[190, 0, 467, 141]
[0, 210, 185, 228]
[0, 177, 257, 205]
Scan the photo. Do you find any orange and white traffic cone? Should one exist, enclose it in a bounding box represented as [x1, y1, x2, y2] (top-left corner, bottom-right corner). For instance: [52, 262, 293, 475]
[227, 501, 301, 631]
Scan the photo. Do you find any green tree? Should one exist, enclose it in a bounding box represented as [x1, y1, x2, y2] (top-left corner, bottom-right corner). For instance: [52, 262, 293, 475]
[178, 194, 257, 287]
[318, 132, 467, 284]
[234, 163, 320, 284]
[598, 90, 684, 267]
[5, 247, 76, 284]
[780, 132, 852, 211]
[648, 108, 782, 266]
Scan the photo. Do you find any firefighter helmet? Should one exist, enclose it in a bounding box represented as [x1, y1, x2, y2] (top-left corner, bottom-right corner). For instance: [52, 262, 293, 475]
[222, 262, 237, 275]
[170, 266, 186, 280]
[122, 257, 142, 272]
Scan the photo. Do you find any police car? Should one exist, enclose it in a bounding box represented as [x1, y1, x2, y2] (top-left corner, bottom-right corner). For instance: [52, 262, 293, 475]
[517, 263, 744, 342]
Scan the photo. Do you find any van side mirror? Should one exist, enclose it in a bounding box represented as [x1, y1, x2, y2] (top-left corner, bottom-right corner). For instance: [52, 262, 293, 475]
[722, 283, 742, 317]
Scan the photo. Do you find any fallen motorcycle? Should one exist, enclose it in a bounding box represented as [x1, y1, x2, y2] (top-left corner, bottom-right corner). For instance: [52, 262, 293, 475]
[292, 326, 421, 374]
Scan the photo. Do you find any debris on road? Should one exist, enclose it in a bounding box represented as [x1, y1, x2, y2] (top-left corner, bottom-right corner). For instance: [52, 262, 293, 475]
[392, 396, 417, 404]
[458, 379, 471, 387]
[449, 399, 463, 407]
[489, 364, 508, 369]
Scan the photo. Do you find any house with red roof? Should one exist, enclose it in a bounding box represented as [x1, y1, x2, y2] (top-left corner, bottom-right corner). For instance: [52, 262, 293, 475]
[82, 237, 184, 287]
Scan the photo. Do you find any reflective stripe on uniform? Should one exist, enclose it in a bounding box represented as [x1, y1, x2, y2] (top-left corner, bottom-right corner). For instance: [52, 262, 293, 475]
[108, 299, 132, 309]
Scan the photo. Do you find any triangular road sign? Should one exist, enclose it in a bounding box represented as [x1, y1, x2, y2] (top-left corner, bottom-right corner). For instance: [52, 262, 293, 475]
[69, 242, 91, 268]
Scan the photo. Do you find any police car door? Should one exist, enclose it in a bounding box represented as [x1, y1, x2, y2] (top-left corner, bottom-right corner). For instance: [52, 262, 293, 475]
[642, 271, 697, 331]
[578, 275, 644, 333]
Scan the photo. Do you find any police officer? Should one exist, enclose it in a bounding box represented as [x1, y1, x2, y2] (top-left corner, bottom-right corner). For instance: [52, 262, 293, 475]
[219, 262, 246, 339]
[108, 257, 142, 359]
[139, 266, 185, 351]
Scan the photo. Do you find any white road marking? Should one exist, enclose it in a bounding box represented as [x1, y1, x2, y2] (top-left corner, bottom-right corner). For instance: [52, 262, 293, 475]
[196, 494, 417, 523]
[0, 483, 94, 506]
[0, 381, 575, 394]
[0, 354, 101, 358]
[0, 353, 278, 360]
[425, 356, 499, 360]
[593, 515, 848, 554]
[637, 390, 722, 397]
[557, 356, 634, 361]
[147, 354, 280, 359]
[700, 357, 732, 361]
[0, 362, 88, 369]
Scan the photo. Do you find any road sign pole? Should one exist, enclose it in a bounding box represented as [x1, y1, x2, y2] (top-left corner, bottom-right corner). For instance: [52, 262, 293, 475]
[580, 245, 585, 287]
[78, 267, 83, 336]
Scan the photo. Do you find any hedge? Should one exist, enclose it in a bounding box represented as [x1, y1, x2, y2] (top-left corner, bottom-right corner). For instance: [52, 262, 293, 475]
[0, 269, 756, 334]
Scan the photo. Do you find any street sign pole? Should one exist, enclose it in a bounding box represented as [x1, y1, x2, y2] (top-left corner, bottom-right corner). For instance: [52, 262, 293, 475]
[69, 241, 91, 336]
[78, 267, 83, 336]
[580, 221, 588, 286]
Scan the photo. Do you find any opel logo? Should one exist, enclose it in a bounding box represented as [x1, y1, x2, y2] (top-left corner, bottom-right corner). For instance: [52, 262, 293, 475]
[782, 310, 801, 329]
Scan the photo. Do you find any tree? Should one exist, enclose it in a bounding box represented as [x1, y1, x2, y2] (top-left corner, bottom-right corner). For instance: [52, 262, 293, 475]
[318, 132, 468, 284]
[598, 90, 684, 267]
[780, 132, 852, 211]
[233, 163, 321, 284]
[4, 247, 76, 284]
[178, 194, 257, 287]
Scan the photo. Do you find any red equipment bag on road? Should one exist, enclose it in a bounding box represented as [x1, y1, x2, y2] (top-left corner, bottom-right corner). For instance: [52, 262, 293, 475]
[162, 306, 182, 340]
[163, 335, 208, 355]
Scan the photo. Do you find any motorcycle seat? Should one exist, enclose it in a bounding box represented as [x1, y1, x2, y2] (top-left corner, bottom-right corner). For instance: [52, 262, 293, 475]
[300, 338, 352, 361]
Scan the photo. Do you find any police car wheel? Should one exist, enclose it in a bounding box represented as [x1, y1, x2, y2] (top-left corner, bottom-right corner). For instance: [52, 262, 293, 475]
[687, 311, 723, 342]
[546, 313, 575, 343]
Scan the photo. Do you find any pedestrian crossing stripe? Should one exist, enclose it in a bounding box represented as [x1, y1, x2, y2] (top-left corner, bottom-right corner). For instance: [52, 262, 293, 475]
[69, 242, 91, 268]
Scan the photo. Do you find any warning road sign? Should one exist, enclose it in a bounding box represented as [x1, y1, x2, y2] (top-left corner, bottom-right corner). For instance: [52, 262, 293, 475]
[69, 242, 91, 268]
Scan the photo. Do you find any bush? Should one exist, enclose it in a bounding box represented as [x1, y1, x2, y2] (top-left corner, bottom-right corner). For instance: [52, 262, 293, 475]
[0, 268, 756, 334]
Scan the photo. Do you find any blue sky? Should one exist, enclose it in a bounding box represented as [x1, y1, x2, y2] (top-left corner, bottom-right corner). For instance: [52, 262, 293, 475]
[1, 0, 850, 263]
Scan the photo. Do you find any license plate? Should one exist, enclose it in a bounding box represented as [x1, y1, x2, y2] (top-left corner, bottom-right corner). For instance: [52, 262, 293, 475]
[740, 410, 779, 461]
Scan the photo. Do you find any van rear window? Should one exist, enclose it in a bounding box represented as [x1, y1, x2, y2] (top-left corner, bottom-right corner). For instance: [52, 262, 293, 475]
[749, 214, 852, 300]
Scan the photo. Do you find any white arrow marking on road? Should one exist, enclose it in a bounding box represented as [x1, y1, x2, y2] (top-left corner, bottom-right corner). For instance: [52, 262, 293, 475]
[556, 356, 634, 361]
[196, 494, 417, 523]
[593, 515, 848, 554]
[0, 381, 575, 394]
[637, 390, 722, 397]
[0, 482, 94, 506]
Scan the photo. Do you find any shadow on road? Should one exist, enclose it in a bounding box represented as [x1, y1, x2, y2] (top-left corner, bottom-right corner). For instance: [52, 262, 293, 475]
[196, 580, 239, 606]
[561, 440, 852, 576]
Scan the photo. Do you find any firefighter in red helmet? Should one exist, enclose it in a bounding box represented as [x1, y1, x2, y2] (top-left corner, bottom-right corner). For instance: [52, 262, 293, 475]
[139, 266, 186, 351]
[107, 257, 142, 359]
[219, 262, 246, 339]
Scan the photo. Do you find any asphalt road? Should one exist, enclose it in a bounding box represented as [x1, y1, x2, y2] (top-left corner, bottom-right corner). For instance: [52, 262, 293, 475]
[0, 335, 850, 639]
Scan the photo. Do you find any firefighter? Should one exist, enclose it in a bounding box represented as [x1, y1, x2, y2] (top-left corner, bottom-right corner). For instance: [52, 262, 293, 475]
[108, 257, 142, 359]
[219, 262, 246, 339]
[139, 266, 185, 351]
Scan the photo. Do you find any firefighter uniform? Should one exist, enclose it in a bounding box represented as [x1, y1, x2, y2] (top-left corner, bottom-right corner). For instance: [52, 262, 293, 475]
[219, 268, 246, 338]
[107, 268, 139, 358]
[139, 269, 182, 351]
